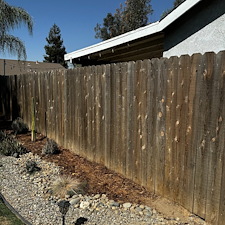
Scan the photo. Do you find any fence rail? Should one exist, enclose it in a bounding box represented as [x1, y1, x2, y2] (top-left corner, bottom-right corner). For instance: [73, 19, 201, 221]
[1, 51, 225, 224]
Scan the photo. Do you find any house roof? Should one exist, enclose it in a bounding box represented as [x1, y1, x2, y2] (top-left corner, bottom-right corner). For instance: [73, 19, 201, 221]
[0, 59, 65, 76]
[65, 0, 202, 65]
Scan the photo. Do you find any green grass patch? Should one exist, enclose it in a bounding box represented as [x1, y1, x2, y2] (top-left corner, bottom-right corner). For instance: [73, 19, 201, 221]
[0, 198, 24, 225]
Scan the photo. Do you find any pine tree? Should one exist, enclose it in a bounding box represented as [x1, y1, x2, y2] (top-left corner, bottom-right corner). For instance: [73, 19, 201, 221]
[173, 0, 185, 8]
[94, 0, 153, 41]
[161, 0, 186, 19]
[44, 24, 67, 68]
[123, 0, 153, 32]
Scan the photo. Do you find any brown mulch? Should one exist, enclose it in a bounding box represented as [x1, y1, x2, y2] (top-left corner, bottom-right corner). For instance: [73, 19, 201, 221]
[15, 132, 156, 206]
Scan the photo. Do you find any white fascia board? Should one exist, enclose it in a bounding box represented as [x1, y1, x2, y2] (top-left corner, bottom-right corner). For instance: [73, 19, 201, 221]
[158, 0, 203, 30]
[64, 22, 159, 61]
[65, 0, 202, 61]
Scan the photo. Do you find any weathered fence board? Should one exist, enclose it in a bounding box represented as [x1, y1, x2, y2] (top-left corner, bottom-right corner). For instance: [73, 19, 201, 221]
[146, 59, 156, 193]
[2, 51, 225, 225]
[193, 53, 214, 219]
[126, 61, 135, 181]
[208, 51, 225, 224]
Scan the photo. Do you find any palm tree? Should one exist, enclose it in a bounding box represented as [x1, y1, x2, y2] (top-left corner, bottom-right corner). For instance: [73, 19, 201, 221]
[0, 0, 33, 59]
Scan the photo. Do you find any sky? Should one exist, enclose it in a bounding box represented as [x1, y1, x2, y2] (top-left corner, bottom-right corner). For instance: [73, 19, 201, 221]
[0, 0, 174, 62]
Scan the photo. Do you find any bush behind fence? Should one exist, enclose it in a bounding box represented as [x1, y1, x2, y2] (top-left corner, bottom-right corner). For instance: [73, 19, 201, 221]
[1, 51, 225, 224]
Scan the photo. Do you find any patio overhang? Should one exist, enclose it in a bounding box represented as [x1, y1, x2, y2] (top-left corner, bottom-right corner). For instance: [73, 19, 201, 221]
[70, 32, 164, 66]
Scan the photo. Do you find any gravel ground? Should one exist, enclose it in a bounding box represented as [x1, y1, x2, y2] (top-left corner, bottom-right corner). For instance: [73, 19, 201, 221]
[0, 153, 206, 225]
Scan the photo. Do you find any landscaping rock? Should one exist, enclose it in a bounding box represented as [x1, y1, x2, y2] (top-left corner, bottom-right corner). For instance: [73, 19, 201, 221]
[109, 200, 120, 207]
[123, 202, 132, 209]
[70, 197, 81, 206]
[79, 201, 90, 209]
[0, 153, 206, 225]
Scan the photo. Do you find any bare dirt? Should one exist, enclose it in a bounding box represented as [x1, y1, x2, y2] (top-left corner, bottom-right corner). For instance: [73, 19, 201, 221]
[1, 123, 205, 224]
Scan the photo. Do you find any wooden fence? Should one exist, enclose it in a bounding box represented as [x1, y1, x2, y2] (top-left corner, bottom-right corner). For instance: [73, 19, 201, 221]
[1, 51, 225, 224]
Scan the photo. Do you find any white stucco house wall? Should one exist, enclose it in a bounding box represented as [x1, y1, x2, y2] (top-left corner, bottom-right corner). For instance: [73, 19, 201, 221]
[163, 0, 225, 58]
[65, 0, 225, 66]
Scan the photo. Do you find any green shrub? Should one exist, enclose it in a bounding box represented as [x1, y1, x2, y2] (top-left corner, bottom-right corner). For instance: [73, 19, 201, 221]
[11, 118, 28, 134]
[42, 139, 59, 155]
[0, 132, 28, 157]
[26, 160, 41, 174]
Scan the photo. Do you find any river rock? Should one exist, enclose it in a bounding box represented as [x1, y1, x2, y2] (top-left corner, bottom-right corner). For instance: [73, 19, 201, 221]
[80, 201, 90, 209]
[70, 197, 81, 206]
[123, 202, 132, 209]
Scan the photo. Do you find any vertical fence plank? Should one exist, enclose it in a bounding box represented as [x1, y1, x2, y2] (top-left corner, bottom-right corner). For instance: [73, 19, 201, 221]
[95, 66, 102, 163]
[133, 60, 142, 184]
[42, 73, 48, 136]
[21, 75, 26, 123]
[24, 74, 29, 123]
[53, 73, 57, 140]
[55, 72, 60, 144]
[192, 53, 215, 219]
[86, 66, 93, 160]
[59, 71, 65, 146]
[116, 63, 123, 173]
[179, 55, 196, 211]
[63, 72, 68, 149]
[207, 51, 225, 224]
[76, 68, 82, 153]
[219, 153, 225, 225]
[139, 60, 148, 187]
[45, 72, 51, 138]
[120, 62, 128, 175]
[165, 56, 173, 198]
[99, 65, 105, 163]
[173, 55, 192, 206]
[146, 59, 156, 193]
[33, 74, 38, 135]
[74, 68, 80, 152]
[82, 67, 88, 157]
[71, 70, 77, 151]
[36, 75, 41, 133]
[174, 53, 199, 213]
[82, 67, 88, 155]
[27, 74, 32, 127]
[104, 64, 111, 168]
[109, 63, 116, 171]
[74, 68, 79, 152]
[131, 61, 139, 183]
[10, 75, 18, 120]
[90, 66, 97, 161]
[173, 56, 183, 202]
[126, 61, 135, 180]
[169, 56, 179, 200]
[50, 72, 55, 140]
[154, 58, 167, 196]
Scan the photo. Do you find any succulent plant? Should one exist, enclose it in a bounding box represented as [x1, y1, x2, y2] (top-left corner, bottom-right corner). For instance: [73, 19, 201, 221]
[26, 160, 41, 174]
[0, 132, 28, 157]
[42, 139, 59, 155]
[11, 117, 28, 134]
